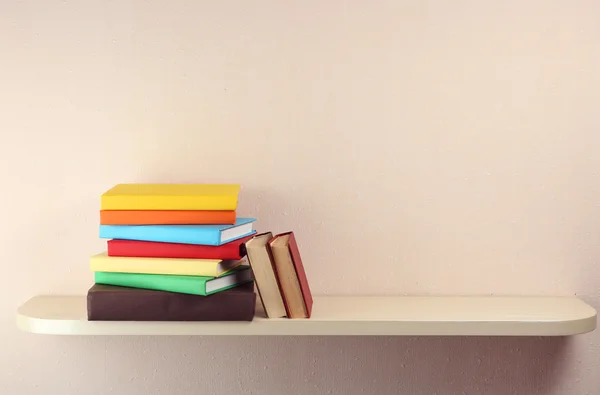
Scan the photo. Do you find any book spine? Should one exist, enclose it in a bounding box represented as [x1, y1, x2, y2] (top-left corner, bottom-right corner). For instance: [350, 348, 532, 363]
[107, 239, 245, 260]
[87, 285, 256, 321]
[94, 271, 210, 296]
[89, 255, 221, 277]
[99, 210, 237, 225]
[99, 225, 221, 246]
[101, 194, 238, 211]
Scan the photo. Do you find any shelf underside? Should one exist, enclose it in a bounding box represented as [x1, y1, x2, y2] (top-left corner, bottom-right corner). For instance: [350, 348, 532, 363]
[16, 295, 596, 336]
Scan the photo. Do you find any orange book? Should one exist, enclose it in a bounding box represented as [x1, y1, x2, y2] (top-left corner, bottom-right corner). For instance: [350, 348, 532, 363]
[100, 210, 236, 225]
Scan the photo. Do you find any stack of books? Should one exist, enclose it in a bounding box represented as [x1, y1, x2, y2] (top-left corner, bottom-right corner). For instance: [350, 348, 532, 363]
[86, 183, 258, 321]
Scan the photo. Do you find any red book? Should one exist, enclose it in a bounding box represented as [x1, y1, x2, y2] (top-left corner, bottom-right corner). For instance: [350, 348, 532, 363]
[268, 231, 313, 318]
[107, 235, 253, 260]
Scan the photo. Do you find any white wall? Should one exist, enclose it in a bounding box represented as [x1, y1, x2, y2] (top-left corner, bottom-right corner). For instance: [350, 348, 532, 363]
[1, 1, 599, 393]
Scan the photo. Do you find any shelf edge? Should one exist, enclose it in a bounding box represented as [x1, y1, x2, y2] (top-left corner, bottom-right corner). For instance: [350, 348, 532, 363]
[15, 295, 597, 336]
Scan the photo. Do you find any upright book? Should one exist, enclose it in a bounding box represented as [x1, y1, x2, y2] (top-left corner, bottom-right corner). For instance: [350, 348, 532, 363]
[87, 282, 256, 321]
[99, 218, 257, 246]
[100, 184, 240, 211]
[269, 232, 313, 318]
[243, 232, 287, 318]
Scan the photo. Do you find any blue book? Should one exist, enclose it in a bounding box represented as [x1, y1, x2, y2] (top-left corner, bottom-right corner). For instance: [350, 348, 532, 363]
[100, 217, 257, 246]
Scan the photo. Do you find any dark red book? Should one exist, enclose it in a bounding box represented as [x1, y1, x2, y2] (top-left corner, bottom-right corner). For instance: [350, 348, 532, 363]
[87, 282, 256, 321]
[107, 235, 253, 260]
[268, 232, 313, 318]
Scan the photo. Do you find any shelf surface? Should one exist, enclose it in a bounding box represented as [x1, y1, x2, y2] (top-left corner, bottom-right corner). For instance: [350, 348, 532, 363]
[16, 295, 596, 336]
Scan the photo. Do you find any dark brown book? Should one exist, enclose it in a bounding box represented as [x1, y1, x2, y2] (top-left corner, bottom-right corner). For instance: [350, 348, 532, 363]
[87, 282, 256, 321]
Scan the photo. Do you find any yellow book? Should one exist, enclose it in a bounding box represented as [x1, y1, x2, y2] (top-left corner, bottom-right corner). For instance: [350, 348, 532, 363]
[100, 184, 240, 210]
[89, 252, 246, 277]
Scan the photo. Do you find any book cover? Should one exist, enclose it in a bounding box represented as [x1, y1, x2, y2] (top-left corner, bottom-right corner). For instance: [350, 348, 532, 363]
[87, 282, 256, 321]
[100, 184, 240, 211]
[268, 232, 313, 318]
[94, 265, 254, 296]
[99, 217, 257, 246]
[243, 232, 287, 318]
[107, 235, 252, 260]
[90, 251, 246, 277]
[100, 210, 236, 225]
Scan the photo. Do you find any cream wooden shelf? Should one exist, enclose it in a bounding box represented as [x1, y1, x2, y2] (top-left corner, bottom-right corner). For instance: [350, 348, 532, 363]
[16, 295, 596, 336]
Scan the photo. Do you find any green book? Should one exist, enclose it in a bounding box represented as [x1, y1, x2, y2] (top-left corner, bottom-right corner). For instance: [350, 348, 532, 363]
[94, 265, 254, 296]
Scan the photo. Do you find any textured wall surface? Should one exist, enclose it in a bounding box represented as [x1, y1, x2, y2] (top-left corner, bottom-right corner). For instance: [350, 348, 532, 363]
[2, 1, 600, 394]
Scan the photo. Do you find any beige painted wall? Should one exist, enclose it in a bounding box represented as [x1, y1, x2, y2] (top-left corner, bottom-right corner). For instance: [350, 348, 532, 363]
[2, 1, 599, 393]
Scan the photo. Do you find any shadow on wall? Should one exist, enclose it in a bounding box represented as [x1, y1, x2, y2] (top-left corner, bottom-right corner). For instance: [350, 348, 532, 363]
[22, 334, 573, 395]
[249, 336, 571, 394]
